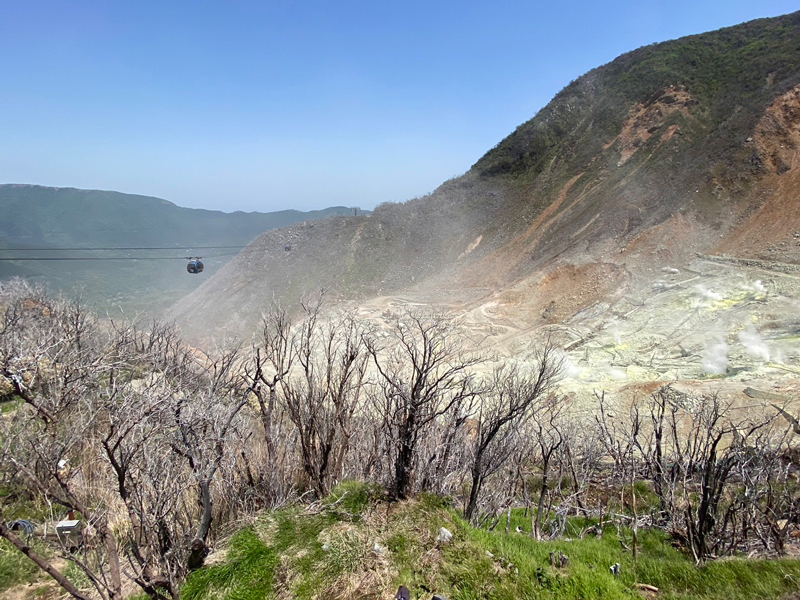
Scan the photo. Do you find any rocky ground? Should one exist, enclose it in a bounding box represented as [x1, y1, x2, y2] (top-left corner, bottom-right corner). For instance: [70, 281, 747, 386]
[352, 253, 800, 415]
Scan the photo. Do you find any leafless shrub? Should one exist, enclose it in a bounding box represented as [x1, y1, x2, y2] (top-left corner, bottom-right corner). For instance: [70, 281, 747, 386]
[5, 279, 799, 597]
[464, 340, 563, 522]
[0, 281, 250, 600]
[594, 383, 787, 562]
[365, 308, 482, 500]
[282, 300, 369, 497]
[528, 395, 569, 540]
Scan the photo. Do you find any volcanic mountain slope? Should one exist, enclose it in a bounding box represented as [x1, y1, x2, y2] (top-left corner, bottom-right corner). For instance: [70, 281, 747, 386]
[170, 12, 800, 401]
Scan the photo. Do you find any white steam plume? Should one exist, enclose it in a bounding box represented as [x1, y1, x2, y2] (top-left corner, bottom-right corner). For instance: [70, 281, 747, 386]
[556, 350, 583, 380]
[695, 284, 723, 302]
[738, 326, 770, 361]
[702, 339, 730, 375]
[606, 319, 623, 344]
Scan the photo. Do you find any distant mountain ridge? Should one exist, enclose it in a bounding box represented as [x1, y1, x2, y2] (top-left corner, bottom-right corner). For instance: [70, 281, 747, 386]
[167, 11, 800, 345]
[0, 184, 362, 315]
[0, 184, 356, 248]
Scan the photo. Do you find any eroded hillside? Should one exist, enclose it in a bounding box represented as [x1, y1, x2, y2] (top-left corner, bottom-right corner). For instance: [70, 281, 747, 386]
[168, 12, 800, 401]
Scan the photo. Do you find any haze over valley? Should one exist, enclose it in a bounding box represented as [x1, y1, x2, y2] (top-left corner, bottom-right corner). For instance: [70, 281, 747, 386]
[0, 184, 360, 316]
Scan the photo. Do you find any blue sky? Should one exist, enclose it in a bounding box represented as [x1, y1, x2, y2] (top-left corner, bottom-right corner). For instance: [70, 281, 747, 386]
[1, 1, 797, 212]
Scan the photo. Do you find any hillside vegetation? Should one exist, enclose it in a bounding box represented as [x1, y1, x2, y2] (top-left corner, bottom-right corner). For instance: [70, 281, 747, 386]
[183, 483, 800, 600]
[0, 184, 359, 316]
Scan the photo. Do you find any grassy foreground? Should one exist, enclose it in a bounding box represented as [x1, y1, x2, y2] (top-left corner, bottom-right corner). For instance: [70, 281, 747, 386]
[181, 482, 800, 600]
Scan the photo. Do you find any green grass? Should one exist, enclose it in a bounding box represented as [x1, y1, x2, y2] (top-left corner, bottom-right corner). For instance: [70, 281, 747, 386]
[454, 521, 800, 600]
[0, 484, 61, 524]
[182, 528, 279, 600]
[0, 537, 45, 591]
[325, 479, 385, 516]
[181, 482, 800, 600]
[4, 481, 799, 599]
[0, 396, 23, 414]
[64, 561, 92, 591]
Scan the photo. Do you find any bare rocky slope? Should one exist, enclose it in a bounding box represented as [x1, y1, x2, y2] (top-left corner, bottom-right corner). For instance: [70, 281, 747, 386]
[169, 12, 800, 403]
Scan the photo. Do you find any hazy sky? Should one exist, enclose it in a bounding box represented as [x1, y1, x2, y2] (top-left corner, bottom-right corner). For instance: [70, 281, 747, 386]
[1, 1, 797, 213]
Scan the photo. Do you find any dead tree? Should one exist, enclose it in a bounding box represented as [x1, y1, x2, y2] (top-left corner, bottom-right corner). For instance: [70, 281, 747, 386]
[464, 342, 563, 522]
[595, 383, 778, 561]
[282, 302, 369, 497]
[530, 397, 567, 540]
[170, 351, 250, 572]
[247, 304, 294, 462]
[0, 282, 251, 600]
[675, 394, 771, 562]
[734, 425, 799, 556]
[366, 309, 482, 500]
[0, 283, 128, 600]
[417, 399, 473, 496]
[558, 414, 603, 517]
[631, 386, 680, 521]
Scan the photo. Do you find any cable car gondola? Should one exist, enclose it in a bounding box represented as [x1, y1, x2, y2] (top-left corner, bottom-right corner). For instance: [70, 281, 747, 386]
[186, 257, 204, 274]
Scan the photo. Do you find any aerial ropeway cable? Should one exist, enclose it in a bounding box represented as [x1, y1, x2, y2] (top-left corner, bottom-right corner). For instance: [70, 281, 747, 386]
[0, 252, 241, 261]
[0, 245, 247, 251]
[0, 246, 243, 272]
